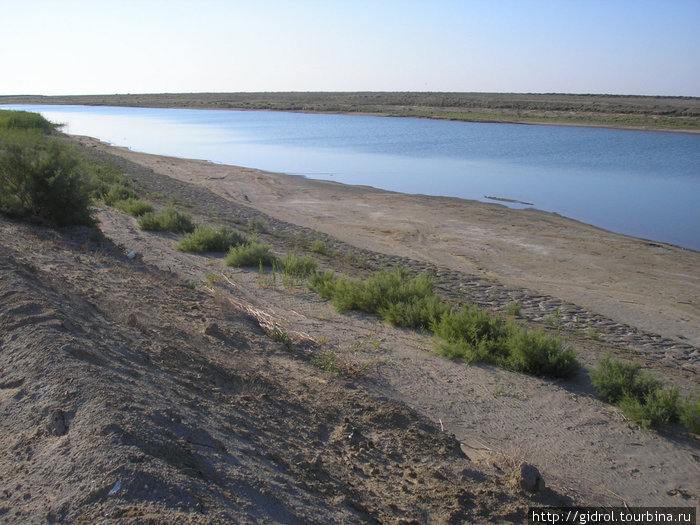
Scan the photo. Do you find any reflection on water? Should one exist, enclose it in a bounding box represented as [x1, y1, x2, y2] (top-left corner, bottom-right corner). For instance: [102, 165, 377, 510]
[3, 104, 699, 250]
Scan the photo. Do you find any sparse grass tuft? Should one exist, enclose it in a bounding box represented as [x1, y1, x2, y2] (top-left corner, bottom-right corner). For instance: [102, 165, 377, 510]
[248, 216, 267, 233]
[310, 239, 330, 255]
[113, 198, 153, 217]
[176, 226, 248, 253]
[505, 301, 521, 317]
[311, 349, 343, 376]
[268, 327, 292, 348]
[137, 207, 195, 233]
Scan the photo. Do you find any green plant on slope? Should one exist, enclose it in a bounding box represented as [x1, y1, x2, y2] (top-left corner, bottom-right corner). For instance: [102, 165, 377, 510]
[282, 251, 318, 277]
[113, 198, 153, 217]
[590, 356, 662, 404]
[137, 206, 195, 233]
[176, 226, 248, 253]
[0, 127, 94, 227]
[224, 240, 277, 267]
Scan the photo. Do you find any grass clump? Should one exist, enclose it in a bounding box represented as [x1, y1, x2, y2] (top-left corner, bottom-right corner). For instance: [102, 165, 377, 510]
[102, 183, 137, 206]
[504, 326, 580, 379]
[310, 268, 446, 330]
[617, 388, 680, 429]
[308, 270, 338, 299]
[282, 251, 317, 277]
[0, 109, 57, 131]
[176, 226, 248, 253]
[248, 216, 267, 233]
[433, 314, 579, 379]
[590, 356, 662, 404]
[224, 240, 277, 267]
[310, 239, 330, 255]
[589, 356, 699, 431]
[432, 305, 508, 363]
[113, 198, 153, 217]
[505, 301, 521, 317]
[138, 206, 195, 233]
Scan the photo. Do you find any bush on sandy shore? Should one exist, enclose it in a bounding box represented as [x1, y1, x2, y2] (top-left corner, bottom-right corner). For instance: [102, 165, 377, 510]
[590, 356, 662, 404]
[282, 251, 317, 277]
[504, 326, 580, 379]
[617, 388, 679, 428]
[432, 305, 508, 362]
[0, 116, 95, 227]
[176, 226, 248, 253]
[224, 240, 277, 267]
[138, 207, 195, 234]
[590, 356, 700, 432]
[312, 268, 445, 330]
[0, 109, 152, 227]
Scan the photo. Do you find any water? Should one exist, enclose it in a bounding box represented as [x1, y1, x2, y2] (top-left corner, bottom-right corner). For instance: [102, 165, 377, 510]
[4, 104, 699, 250]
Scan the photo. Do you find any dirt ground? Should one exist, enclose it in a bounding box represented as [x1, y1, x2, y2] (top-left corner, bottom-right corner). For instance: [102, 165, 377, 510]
[1, 135, 698, 522]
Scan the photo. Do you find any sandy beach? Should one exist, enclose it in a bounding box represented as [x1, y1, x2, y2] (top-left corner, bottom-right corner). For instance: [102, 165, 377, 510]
[75, 134, 698, 508]
[2, 131, 698, 521]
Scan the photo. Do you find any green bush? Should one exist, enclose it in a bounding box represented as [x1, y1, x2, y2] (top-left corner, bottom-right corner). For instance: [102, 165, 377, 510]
[102, 183, 137, 206]
[176, 226, 248, 253]
[113, 198, 153, 216]
[310, 239, 330, 255]
[0, 128, 95, 227]
[380, 294, 449, 330]
[590, 356, 662, 404]
[505, 301, 521, 317]
[324, 268, 444, 330]
[618, 388, 679, 428]
[434, 304, 506, 347]
[308, 270, 338, 299]
[679, 392, 700, 434]
[282, 251, 317, 277]
[224, 240, 277, 267]
[504, 326, 580, 379]
[137, 207, 195, 233]
[248, 216, 267, 233]
[590, 356, 692, 430]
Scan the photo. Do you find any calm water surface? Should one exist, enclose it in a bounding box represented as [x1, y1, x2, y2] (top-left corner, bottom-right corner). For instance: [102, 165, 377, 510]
[5, 104, 699, 250]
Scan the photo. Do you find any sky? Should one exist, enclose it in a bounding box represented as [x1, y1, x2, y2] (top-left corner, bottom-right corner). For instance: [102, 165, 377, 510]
[2, 0, 699, 97]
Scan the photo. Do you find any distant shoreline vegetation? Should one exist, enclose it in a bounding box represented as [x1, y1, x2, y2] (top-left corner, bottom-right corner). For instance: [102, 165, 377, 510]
[1, 92, 699, 133]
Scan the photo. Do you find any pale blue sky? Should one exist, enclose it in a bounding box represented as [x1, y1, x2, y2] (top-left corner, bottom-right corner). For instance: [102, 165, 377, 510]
[2, 0, 699, 96]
